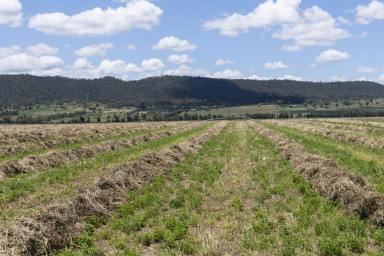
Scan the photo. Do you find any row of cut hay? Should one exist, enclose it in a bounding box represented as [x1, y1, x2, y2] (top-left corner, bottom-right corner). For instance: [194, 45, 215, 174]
[253, 122, 384, 226]
[304, 119, 384, 133]
[0, 122, 177, 156]
[0, 122, 225, 256]
[0, 123, 200, 181]
[320, 118, 384, 129]
[267, 120, 384, 150]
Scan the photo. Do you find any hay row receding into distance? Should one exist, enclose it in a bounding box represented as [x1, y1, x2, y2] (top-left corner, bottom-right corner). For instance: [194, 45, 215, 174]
[0, 123, 200, 181]
[0, 122, 175, 156]
[267, 120, 384, 150]
[0, 122, 226, 256]
[253, 122, 384, 226]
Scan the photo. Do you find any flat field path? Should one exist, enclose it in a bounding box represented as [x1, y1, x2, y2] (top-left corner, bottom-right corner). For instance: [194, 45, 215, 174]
[58, 121, 383, 256]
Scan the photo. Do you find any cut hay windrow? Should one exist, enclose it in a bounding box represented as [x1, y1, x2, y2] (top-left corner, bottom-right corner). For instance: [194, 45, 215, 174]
[0, 122, 178, 156]
[305, 119, 384, 133]
[253, 122, 384, 226]
[267, 120, 384, 150]
[0, 123, 200, 181]
[321, 118, 384, 129]
[0, 122, 225, 256]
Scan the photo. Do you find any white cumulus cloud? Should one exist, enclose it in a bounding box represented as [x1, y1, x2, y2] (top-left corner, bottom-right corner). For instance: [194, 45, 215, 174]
[215, 59, 233, 66]
[75, 43, 114, 57]
[211, 69, 244, 79]
[356, 0, 384, 24]
[29, 0, 163, 36]
[203, 0, 349, 50]
[264, 61, 288, 70]
[73, 58, 94, 70]
[126, 44, 136, 50]
[357, 66, 378, 73]
[0, 0, 22, 27]
[27, 43, 59, 57]
[0, 44, 63, 73]
[0, 45, 20, 58]
[153, 36, 197, 52]
[167, 54, 194, 65]
[141, 58, 165, 71]
[316, 49, 350, 63]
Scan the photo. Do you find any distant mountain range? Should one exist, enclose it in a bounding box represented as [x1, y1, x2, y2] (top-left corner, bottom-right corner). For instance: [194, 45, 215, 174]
[1, 75, 384, 108]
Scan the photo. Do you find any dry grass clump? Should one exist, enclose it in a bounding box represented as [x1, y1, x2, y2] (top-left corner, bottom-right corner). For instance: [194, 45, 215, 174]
[0, 123, 224, 256]
[0, 122, 178, 156]
[0, 124, 200, 180]
[268, 120, 384, 149]
[254, 122, 384, 225]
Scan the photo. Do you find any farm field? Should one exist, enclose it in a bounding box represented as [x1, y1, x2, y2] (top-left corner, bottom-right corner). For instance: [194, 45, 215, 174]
[1, 119, 384, 255]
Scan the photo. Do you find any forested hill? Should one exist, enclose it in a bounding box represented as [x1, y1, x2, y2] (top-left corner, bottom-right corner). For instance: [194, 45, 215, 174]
[1, 74, 384, 108]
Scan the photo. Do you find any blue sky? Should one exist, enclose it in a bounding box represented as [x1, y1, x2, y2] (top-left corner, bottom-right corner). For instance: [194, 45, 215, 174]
[0, 0, 384, 82]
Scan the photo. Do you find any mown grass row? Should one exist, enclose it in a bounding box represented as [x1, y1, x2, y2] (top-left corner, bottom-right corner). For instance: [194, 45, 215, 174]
[57, 123, 234, 256]
[304, 120, 384, 139]
[0, 125, 176, 162]
[0, 123, 211, 225]
[264, 122, 384, 193]
[244, 124, 382, 255]
[58, 122, 383, 255]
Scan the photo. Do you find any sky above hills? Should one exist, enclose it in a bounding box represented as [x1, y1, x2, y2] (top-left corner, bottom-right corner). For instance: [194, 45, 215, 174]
[0, 0, 384, 82]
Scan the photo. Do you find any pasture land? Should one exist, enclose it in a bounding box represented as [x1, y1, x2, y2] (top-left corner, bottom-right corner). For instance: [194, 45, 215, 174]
[1, 119, 384, 255]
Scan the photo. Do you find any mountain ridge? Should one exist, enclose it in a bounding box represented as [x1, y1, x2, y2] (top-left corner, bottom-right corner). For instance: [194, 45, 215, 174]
[1, 74, 383, 108]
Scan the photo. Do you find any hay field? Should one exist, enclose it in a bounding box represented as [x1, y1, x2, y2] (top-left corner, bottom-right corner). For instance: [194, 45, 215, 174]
[1, 119, 384, 255]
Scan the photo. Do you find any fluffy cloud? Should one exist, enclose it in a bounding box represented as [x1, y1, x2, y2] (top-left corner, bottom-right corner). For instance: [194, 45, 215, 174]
[203, 0, 301, 36]
[274, 6, 349, 50]
[357, 66, 378, 73]
[264, 61, 288, 69]
[0, 0, 22, 27]
[0, 44, 63, 73]
[126, 44, 136, 50]
[0, 45, 20, 58]
[141, 58, 165, 71]
[356, 0, 384, 24]
[316, 49, 350, 63]
[164, 65, 209, 77]
[153, 36, 197, 52]
[29, 0, 163, 36]
[94, 59, 141, 77]
[72, 58, 94, 69]
[279, 74, 303, 81]
[75, 43, 114, 57]
[203, 0, 348, 50]
[0, 54, 63, 73]
[215, 59, 233, 66]
[211, 69, 244, 79]
[27, 44, 59, 57]
[167, 54, 194, 65]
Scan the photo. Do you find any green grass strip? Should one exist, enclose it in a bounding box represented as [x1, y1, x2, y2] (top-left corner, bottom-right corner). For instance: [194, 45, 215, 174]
[0, 124, 211, 208]
[0, 125, 174, 163]
[56, 123, 233, 256]
[239, 125, 382, 255]
[264, 123, 384, 193]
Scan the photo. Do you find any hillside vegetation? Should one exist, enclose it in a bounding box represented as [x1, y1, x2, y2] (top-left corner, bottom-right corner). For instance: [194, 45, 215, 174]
[1, 75, 384, 108]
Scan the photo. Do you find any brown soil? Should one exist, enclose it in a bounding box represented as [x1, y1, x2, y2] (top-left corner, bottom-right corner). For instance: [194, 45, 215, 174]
[253, 122, 384, 226]
[0, 123, 201, 181]
[0, 122, 225, 256]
